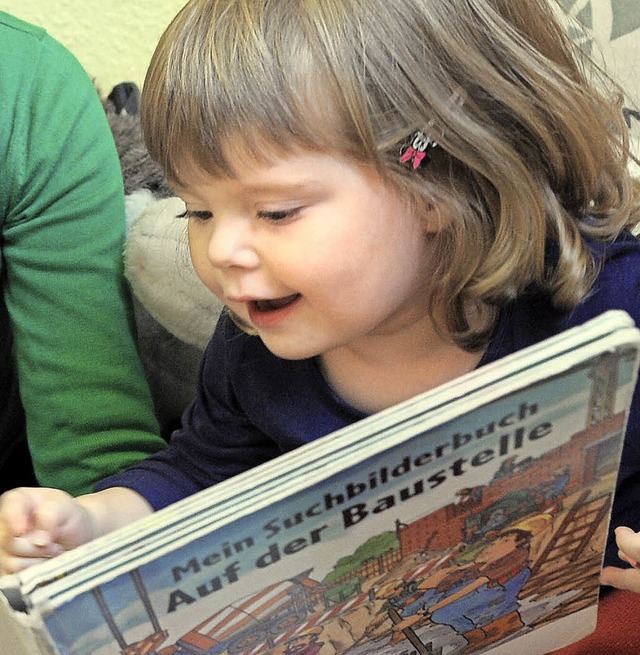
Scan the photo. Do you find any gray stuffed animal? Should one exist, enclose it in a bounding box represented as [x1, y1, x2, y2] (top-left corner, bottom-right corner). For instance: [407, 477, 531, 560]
[104, 82, 173, 199]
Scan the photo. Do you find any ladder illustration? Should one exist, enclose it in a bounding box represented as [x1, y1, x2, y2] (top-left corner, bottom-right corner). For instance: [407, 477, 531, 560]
[530, 489, 610, 576]
[525, 489, 612, 626]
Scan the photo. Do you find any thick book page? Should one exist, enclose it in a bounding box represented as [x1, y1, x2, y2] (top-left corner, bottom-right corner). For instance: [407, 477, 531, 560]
[12, 310, 636, 598]
[11, 314, 639, 655]
[25, 322, 640, 606]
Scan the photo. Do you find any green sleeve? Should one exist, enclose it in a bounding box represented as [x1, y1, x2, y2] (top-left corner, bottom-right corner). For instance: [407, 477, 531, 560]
[0, 14, 167, 495]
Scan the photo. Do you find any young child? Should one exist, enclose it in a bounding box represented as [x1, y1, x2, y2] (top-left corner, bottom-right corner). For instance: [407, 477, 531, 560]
[2, 0, 640, 593]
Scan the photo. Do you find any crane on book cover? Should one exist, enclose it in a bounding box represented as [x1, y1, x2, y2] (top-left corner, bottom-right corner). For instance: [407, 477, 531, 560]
[90, 570, 320, 655]
[91, 568, 168, 655]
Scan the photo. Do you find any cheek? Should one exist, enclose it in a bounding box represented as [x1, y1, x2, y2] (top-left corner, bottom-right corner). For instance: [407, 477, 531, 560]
[288, 239, 364, 295]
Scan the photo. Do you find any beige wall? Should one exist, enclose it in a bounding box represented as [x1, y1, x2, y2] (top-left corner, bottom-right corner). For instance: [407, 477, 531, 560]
[3, 1, 637, 103]
[1, 0, 186, 93]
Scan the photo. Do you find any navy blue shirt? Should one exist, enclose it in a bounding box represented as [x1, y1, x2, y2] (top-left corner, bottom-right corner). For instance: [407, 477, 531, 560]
[97, 233, 640, 566]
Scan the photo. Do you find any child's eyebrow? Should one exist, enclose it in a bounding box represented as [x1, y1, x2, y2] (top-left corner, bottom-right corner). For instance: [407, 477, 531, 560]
[242, 179, 321, 195]
[170, 179, 321, 195]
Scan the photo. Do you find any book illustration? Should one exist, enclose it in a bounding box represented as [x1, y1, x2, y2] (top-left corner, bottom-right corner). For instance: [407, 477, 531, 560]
[35, 345, 636, 655]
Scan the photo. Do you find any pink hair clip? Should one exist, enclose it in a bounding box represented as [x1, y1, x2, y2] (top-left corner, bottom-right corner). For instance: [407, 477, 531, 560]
[400, 129, 437, 170]
[400, 88, 466, 171]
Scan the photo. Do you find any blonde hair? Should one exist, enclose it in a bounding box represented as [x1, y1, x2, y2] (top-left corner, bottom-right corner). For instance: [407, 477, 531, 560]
[142, 0, 640, 350]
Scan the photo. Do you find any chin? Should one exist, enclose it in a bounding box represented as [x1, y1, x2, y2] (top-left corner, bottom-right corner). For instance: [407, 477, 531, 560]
[259, 337, 322, 361]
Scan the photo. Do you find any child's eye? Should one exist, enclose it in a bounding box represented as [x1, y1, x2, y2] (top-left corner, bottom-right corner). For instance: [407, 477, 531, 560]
[176, 209, 213, 221]
[257, 207, 302, 222]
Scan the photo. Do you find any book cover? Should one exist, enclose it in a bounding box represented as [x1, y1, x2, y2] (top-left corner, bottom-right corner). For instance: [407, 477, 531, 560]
[2, 311, 639, 655]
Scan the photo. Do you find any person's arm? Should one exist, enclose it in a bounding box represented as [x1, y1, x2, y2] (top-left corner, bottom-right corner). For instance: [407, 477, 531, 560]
[2, 21, 166, 494]
[0, 486, 152, 574]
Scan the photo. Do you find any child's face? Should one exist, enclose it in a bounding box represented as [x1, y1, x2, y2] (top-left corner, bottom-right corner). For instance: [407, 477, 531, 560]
[177, 148, 438, 361]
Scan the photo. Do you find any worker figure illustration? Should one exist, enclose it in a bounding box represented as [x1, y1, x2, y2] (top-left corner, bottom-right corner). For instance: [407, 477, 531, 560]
[388, 528, 533, 654]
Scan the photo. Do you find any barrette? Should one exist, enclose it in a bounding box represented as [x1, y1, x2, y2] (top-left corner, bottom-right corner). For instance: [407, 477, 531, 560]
[399, 88, 466, 171]
[400, 129, 437, 170]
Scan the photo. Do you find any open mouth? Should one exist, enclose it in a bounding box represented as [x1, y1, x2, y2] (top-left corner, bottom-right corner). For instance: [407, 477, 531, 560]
[252, 294, 301, 313]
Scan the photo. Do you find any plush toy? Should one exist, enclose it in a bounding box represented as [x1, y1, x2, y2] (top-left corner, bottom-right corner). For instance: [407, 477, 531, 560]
[104, 83, 174, 213]
[104, 83, 223, 437]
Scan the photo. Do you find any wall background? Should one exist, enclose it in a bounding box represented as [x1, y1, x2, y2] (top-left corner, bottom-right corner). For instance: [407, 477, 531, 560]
[1, 0, 186, 93]
[2, 1, 637, 102]
[560, 0, 640, 103]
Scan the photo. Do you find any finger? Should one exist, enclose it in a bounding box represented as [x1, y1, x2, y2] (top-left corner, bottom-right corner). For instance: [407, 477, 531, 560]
[0, 536, 63, 576]
[600, 565, 640, 592]
[34, 497, 90, 548]
[616, 549, 639, 569]
[0, 488, 38, 538]
[1, 552, 57, 575]
[26, 529, 54, 548]
[9, 536, 63, 559]
[34, 496, 76, 533]
[614, 527, 640, 563]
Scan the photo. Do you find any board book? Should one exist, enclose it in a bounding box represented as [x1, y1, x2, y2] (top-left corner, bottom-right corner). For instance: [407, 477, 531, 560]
[2, 310, 640, 655]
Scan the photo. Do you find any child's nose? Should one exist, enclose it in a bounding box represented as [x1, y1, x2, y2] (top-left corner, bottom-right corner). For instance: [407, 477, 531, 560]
[207, 215, 260, 269]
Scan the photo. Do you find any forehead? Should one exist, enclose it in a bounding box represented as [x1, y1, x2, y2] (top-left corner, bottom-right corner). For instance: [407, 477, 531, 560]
[170, 132, 330, 184]
[169, 147, 383, 197]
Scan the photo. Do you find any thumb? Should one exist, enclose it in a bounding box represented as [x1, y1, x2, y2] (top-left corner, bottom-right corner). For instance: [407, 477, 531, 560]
[614, 526, 640, 566]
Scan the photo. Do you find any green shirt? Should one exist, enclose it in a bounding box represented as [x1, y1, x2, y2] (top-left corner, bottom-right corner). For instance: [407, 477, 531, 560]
[0, 11, 166, 494]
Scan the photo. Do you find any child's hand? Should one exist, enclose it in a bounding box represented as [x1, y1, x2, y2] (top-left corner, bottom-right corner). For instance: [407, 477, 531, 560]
[0, 487, 95, 574]
[601, 527, 640, 592]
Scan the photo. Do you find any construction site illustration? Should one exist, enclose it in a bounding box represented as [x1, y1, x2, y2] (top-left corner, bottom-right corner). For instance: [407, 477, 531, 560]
[41, 348, 637, 655]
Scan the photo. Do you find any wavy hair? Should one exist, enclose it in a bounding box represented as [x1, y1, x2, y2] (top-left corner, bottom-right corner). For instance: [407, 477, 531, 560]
[142, 0, 640, 349]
